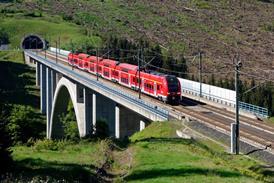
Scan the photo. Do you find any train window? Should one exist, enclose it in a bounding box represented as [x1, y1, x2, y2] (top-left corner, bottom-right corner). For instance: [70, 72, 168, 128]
[84, 62, 88, 67]
[145, 83, 153, 90]
[157, 85, 161, 90]
[104, 71, 109, 77]
[90, 66, 94, 71]
[98, 67, 102, 71]
[73, 59, 78, 63]
[104, 64, 110, 67]
[166, 76, 179, 92]
[112, 70, 119, 76]
[121, 78, 129, 84]
[133, 77, 141, 83]
[121, 68, 129, 73]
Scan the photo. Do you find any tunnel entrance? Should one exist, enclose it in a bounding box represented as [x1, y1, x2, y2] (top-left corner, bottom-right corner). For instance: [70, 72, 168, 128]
[21, 34, 47, 49]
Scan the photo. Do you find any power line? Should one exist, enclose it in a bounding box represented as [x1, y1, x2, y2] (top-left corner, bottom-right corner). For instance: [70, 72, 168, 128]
[239, 71, 274, 83]
[139, 59, 234, 75]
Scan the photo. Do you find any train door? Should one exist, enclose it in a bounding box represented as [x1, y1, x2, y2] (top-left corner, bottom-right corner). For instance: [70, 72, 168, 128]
[84, 60, 89, 70]
[103, 67, 110, 80]
[89, 63, 95, 73]
[78, 59, 83, 68]
[120, 73, 129, 86]
[111, 69, 119, 82]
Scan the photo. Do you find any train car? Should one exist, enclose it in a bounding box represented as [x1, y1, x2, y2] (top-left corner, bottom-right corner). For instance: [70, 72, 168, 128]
[68, 53, 181, 104]
[68, 52, 77, 65]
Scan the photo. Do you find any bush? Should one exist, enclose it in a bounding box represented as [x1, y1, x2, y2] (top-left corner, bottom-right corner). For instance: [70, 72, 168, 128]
[0, 103, 13, 173]
[33, 139, 69, 151]
[7, 105, 44, 144]
[263, 22, 274, 32]
[59, 100, 79, 141]
[94, 119, 109, 138]
[0, 28, 9, 45]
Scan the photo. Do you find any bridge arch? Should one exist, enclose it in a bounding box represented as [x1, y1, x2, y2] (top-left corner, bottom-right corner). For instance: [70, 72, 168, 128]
[49, 77, 85, 139]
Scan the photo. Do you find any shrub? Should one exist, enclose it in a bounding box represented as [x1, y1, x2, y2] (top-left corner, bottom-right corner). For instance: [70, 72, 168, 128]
[33, 139, 69, 151]
[0, 28, 9, 45]
[263, 22, 274, 32]
[7, 105, 44, 144]
[0, 103, 13, 173]
[59, 100, 79, 141]
[94, 119, 109, 138]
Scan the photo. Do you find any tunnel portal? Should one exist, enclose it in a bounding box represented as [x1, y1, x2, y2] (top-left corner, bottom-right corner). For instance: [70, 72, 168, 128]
[21, 34, 47, 49]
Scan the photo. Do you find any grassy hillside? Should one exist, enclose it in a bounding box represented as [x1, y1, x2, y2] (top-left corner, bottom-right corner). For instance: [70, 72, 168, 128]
[0, 15, 101, 49]
[8, 122, 273, 182]
[2, 0, 273, 81]
[128, 122, 273, 183]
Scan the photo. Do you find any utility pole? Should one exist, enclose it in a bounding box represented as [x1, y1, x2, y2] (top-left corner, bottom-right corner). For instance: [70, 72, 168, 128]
[58, 36, 61, 53]
[45, 45, 47, 59]
[107, 44, 110, 59]
[96, 48, 99, 81]
[199, 51, 203, 97]
[55, 41, 58, 63]
[138, 48, 141, 99]
[234, 57, 242, 155]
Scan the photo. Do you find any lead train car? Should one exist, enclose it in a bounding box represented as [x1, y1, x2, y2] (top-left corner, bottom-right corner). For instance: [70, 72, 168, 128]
[68, 53, 181, 103]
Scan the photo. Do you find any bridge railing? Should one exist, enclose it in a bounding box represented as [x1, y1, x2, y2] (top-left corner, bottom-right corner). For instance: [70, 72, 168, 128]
[179, 80, 269, 118]
[239, 101, 268, 118]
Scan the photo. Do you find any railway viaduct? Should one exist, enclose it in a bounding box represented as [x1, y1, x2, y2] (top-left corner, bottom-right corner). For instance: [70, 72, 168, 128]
[23, 50, 168, 139]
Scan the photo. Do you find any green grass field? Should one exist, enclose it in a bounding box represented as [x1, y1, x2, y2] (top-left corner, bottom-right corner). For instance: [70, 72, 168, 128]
[10, 122, 273, 182]
[0, 16, 101, 49]
[11, 140, 102, 182]
[127, 122, 272, 183]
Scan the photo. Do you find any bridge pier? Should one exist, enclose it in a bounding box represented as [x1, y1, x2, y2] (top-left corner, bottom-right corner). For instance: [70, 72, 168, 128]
[92, 93, 96, 134]
[36, 62, 40, 86]
[115, 104, 120, 139]
[46, 67, 52, 138]
[51, 70, 56, 100]
[40, 64, 46, 114]
[84, 88, 92, 136]
[119, 105, 149, 138]
[140, 120, 146, 131]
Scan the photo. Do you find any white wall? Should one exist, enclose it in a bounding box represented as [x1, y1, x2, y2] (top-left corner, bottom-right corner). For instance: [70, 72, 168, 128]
[179, 78, 236, 105]
[49, 47, 70, 56]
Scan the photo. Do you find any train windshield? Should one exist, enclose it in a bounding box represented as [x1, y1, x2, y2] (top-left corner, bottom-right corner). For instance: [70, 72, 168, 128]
[166, 76, 179, 92]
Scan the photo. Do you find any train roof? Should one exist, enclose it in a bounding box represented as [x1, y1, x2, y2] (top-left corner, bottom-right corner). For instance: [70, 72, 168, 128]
[119, 63, 138, 71]
[101, 59, 119, 66]
[78, 53, 89, 59]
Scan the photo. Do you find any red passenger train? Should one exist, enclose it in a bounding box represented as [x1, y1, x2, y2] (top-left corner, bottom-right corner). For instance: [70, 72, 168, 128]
[68, 53, 181, 103]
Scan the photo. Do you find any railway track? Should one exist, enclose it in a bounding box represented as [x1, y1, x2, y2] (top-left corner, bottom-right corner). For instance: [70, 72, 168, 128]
[38, 50, 274, 153]
[182, 97, 274, 133]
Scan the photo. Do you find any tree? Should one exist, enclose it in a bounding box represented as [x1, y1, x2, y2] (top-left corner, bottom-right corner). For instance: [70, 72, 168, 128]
[0, 103, 12, 174]
[0, 28, 9, 45]
[60, 100, 79, 141]
[209, 74, 215, 85]
[7, 105, 44, 144]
